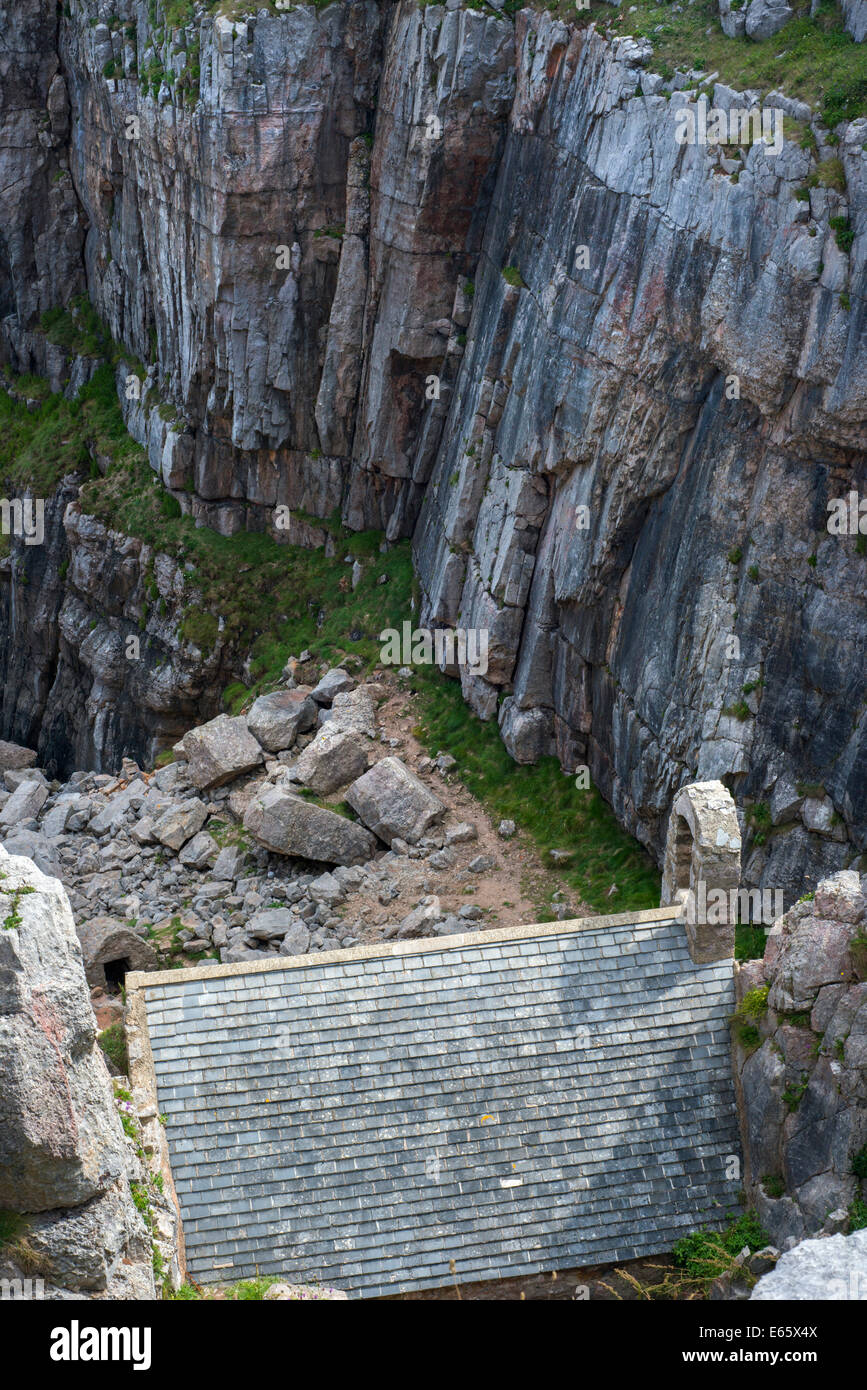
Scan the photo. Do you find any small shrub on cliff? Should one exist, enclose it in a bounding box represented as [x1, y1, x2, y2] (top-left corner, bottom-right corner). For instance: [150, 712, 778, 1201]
[501, 265, 526, 289]
[735, 924, 767, 961]
[782, 1071, 809, 1113]
[849, 1196, 867, 1232]
[761, 1174, 785, 1199]
[829, 217, 855, 254]
[670, 1212, 770, 1295]
[739, 985, 770, 1020]
[851, 1146, 867, 1182]
[99, 1023, 129, 1074]
[817, 157, 846, 193]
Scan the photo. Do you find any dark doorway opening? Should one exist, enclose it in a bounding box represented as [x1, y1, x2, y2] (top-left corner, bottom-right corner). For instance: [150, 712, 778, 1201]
[104, 957, 131, 991]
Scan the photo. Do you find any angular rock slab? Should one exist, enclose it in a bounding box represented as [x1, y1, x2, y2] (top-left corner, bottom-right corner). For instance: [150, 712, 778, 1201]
[293, 729, 369, 796]
[0, 779, 48, 828]
[0, 740, 38, 772]
[751, 1228, 867, 1300]
[345, 757, 445, 846]
[182, 715, 264, 789]
[310, 668, 356, 704]
[244, 785, 376, 866]
[246, 688, 317, 753]
[152, 798, 208, 851]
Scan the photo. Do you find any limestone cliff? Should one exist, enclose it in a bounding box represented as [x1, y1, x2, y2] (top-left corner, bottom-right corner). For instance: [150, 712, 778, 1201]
[1, 1, 865, 897]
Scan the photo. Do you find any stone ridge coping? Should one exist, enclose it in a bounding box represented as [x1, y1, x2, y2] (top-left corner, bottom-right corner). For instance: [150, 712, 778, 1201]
[127, 905, 683, 996]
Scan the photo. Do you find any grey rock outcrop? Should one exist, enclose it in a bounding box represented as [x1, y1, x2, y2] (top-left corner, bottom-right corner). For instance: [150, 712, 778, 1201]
[744, 0, 794, 40]
[840, 0, 867, 41]
[75, 916, 158, 991]
[733, 870, 867, 1251]
[751, 1228, 867, 1299]
[0, 844, 155, 1297]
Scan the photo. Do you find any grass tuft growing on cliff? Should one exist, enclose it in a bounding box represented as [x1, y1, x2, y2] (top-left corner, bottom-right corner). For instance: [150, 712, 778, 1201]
[0, 364, 143, 495]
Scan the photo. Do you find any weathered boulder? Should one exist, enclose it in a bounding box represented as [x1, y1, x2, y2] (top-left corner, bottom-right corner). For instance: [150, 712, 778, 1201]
[247, 688, 317, 753]
[346, 757, 445, 846]
[498, 699, 552, 764]
[152, 798, 209, 852]
[327, 688, 377, 738]
[0, 741, 38, 772]
[263, 1281, 348, 1300]
[1, 828, 60, 878]
[182, 715, 264, 789]
[396, 897, 443, 939]
[0, 848, 130, 1211]
[0, 779, 48, 828]
[178, 830, 219, 870]
[751, 1229, 867, 1300]
[247, 908, 299, 942]
[244, 785, 377, 865]
[75, 916, 158, 990]
[744, 0, 794, 40]
[294, 729, 369, 795]
[213, 844, 249, 880]
[278, 922, 313, 957]
[310, 669, 357, 704]
[22, 1182, 153, 1294]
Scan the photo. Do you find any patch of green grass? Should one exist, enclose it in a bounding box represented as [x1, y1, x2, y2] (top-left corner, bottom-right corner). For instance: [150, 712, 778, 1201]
[849, 1195, 867, 1232]
[736, 1022, 761, 1050]
[411, 668, 659, 914]
[0, 1210, 27, 1248]
[671, 1211, 770, 1294]
[761, 1174, 785, 1199]
[587, 0, 867, 118]
[502, 264, 526, 289]
[0, 366, 138, 495]
[99, 1023, 129, 1073]
[735, 923, 767, 960]
[829, 216, 855, 253]
[226, 1277, 277, 1300]
[851, 1145, 867, 1181]
[782, 1071, 809, 1112]
[77, 451, 415, 691]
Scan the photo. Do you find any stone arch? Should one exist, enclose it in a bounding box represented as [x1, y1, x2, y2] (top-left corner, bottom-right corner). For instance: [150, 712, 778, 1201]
[661, 780, 742, 962]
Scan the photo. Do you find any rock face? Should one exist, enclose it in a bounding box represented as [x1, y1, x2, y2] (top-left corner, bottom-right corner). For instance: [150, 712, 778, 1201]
[751, 1228, 867, 1300]
[0, 4, 865, 900]
[0, 844, 155, 1297]
[733, 871, 867, 1252]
